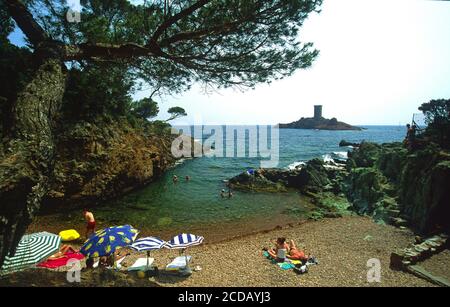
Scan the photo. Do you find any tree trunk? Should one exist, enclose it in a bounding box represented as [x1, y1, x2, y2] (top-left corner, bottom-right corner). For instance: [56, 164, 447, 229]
[0, 58, 66, 266]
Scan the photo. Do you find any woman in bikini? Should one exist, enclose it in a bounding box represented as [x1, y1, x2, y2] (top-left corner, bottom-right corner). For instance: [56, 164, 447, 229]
[286, 239, 309, 261]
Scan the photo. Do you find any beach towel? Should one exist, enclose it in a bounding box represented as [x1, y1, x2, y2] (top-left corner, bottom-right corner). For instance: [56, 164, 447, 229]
[262, 251, 295, 270]
[278, 262, 295, 270]
[127, 258, 155, 271]
[166, 256, 192, 271]
[37, 249, 84, 269]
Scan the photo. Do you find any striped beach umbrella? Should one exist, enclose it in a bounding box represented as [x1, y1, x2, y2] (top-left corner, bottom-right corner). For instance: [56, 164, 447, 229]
[0, 232, 61, 275]
[130, 237, 166, 270]
[165, 233, 204, 249]
[165, 233, 204, 275]
[80, 225, 139, 258]
[130, 237, 166, 252]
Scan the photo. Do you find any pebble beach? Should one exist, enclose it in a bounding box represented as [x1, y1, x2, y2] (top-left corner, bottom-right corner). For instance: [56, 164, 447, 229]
[0, 216, 440, 287]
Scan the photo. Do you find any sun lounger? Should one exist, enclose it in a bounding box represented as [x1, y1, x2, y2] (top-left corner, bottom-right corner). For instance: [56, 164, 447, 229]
[127, 257, 155, 271]
[166, 256, 192, 271]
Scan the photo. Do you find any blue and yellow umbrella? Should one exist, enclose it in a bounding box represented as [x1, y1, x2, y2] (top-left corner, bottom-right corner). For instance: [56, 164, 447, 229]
[80, 225, 139, 258]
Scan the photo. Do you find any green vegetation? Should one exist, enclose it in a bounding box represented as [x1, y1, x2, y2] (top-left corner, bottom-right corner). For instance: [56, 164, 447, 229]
[419, 99, 450, 149]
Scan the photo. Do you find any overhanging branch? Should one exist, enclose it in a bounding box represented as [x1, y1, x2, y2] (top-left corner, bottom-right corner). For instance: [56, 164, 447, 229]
[63, 43, 159, 61]
[149, 0, 210, 45]
[4, 0, 47, 46]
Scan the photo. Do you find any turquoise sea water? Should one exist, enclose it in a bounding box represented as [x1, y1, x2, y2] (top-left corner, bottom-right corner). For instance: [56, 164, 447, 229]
[52, 126, 406, 241]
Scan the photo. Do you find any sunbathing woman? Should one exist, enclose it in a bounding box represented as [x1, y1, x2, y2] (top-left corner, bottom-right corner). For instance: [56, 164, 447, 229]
[48, 244, 77, 260]
[268, 237, 290, 262]
[286, 240, 309, 261]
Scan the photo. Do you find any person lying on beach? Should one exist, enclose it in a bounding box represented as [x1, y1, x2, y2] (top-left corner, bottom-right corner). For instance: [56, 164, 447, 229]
[267, 237, 289, 262]
[83, 209, 96, 239]
[48, 244, 77, 260]
[286, 239, 309, 261]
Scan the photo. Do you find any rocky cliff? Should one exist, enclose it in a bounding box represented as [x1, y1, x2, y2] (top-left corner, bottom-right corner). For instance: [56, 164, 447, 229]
[42, 117, 178, 211]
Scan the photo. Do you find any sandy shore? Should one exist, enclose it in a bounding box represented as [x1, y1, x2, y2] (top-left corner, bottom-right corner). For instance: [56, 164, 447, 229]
[0, 216, 444, 287]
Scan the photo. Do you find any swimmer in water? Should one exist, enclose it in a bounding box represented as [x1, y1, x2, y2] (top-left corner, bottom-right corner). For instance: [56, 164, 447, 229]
[220, 189, 226, 198]
[173, 175, 178, 183]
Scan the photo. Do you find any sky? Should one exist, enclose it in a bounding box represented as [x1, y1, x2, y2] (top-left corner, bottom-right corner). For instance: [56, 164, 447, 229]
[8, 0, 450, 126]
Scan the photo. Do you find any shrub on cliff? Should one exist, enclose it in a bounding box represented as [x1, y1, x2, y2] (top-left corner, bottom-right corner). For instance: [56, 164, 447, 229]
[419, 99, 450, 149]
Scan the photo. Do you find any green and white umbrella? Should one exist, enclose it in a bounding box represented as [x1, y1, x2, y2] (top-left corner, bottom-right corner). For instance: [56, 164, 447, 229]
[0, 231, 61, 275]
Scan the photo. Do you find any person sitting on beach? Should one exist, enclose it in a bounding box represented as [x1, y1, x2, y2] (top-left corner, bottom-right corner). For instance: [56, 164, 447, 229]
[83, 209, 96, 239]
[267, 237, 289, 262]
[286, 239, 309, 261]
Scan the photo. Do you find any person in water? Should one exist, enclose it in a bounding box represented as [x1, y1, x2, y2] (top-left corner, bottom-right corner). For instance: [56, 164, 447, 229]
[83, 209, 96, 239]
[185, 175, 190, 181]
[173, 175, 178, 183]
[267, 237, 289, 262]
[220, 189, 226, 198]
[228, 188, 233, 198]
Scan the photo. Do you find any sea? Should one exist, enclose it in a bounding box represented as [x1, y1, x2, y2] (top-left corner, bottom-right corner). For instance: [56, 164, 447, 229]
[45, 126, 406, 242]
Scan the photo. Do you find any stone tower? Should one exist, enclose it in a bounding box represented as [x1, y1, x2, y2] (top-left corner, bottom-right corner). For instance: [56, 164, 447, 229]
[314, 105, 323, 119]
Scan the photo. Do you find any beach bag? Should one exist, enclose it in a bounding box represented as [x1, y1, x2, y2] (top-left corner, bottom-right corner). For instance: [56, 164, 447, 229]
[294, 264, 308, 275]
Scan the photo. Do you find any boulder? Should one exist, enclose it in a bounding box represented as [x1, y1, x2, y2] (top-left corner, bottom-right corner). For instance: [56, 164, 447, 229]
[339, 140, 360, 147]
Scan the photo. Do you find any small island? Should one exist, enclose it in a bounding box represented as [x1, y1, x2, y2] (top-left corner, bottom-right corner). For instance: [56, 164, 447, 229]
[279, 105, 362, 130]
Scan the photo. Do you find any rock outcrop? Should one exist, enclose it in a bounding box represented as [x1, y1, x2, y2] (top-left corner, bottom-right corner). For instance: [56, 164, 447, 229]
[345, 141, 450, 234]
[339, 140, 360, 147]
[228, 158, 344, 194]
[42, 117, 178, 211]
[279, 117, 362, 131]
[228, 158, 351, 219]
[229, 139, 450, 235]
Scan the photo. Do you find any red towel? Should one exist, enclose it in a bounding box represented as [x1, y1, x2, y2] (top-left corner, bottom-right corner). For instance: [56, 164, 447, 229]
[37, 249, 85, 269]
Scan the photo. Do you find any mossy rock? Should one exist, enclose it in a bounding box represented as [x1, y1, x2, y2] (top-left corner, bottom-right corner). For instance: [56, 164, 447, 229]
[347, 142, 381, 168]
